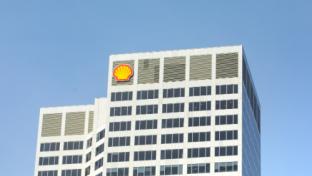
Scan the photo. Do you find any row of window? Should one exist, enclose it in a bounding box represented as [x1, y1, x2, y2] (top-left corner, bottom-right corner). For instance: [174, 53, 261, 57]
[136, 105, 158, 115]
[64, 141, 84, 150]
[161, 149, 183, 159]
[162, 103, 184, 113]
[134, 151, 157, 161]
[163, 88, 185, 98]
[38, 171, 57, 176]
[111, 91, 133, 101]
[96, 129, 105, 142]
[106, 168, 128, 176]
[216, 99, 238, 109]
[111, 84, 236, 102]
[110, 106, 132, 116]
[62, 155, 82, 164]
[109, 121, 131, 131]
[61, 169, 81, 176]
[108, 136, 131, 147]
[189, 101, 211, 111]
[95, 143, 104, 156]
[137, 90, 159, 100]
[162, 118, 184, 128]
[38, 162, 237, 176]
[108, 131, 236, 146]
[38, 156, 58, 166]
[216, 84, 238, 95]
[40, 142, 60, 152]
[110, 99, 237, 116]
[215, 146, 238, 156]
[110, 115, 234, 132]
[215, 161, 238, 173]
[95, 158, 103, 170]
[189, 86, 211, 96]
[107, 152, 129, 162]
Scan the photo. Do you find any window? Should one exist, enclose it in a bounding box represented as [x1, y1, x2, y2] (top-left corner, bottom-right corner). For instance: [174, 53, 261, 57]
[108, 136, 130, 147]
[161, 149, 183, 159]
[85, 166, 90, 176]
[40, 142, 60, 152]
[215, 146, 238, 156]
[111, 91, 133, 101]
[38, 171, 57, 176]
[136, 105, 158, 115]
[110, 106, 132, 116]
[107, 152, 130, 162]
[109, 121, 131, 132]
[95, 158, 103, 170]
[61, 169, 81, 176]
[96, 129, 105, 142]
[215, 130, 238, 141]
[189, 86, 211, 96]
[188, 116, 210, 127]
[96, 143, 104, 156]
[160, 165, 182, 175]
[135, 120, 157, 130]
[162, 118, 184, 128]
[215, 115, 238, 125]
[63, 141, 83, 150]
[39, 156, 59, 166]
[161, 133, 183, 144]
[133, 166, 155, 176]
[62, 155, 82, 164]
[96, 173, 103, 176]
[163, 88, 185, 98]
[187, 147, 210, 158]
[137, 90, 158, 100]
[215, 162, 238, 173]
[135, 135, 157, 145]
[187, 163, 210, 174]
[216, 84, 238, 95]
[189, 101, 211, 111]
[87, 138, 92, 148]
[107, 168, 129, 176]
[86, 152, 91, 162]
[188, 132, 210, 142]
[134, 151, 156, 161]
[215, 100, 238, 110]
[162, 103, 184, 113]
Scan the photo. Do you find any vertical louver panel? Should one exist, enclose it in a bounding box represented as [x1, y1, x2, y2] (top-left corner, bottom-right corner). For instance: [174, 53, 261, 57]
[112, 60, 134, 86]
[41, 113, 62, 137]
[216, 53, 239, 79]
[65, 112, 85, 136]
[138, 59, 160, 84]
[164, 57, 186, 82]
[88, 111, 94, 133]
[190, 55, 212, 80]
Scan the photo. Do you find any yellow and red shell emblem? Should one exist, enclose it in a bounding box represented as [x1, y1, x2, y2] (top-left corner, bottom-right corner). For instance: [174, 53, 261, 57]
[113, 64, 134, 81]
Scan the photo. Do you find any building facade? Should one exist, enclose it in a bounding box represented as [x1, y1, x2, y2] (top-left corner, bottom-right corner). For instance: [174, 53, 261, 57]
[34, 45, 261, 176]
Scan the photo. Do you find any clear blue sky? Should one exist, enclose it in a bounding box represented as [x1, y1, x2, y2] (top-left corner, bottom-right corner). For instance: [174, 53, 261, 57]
[0, 0, 311, 175]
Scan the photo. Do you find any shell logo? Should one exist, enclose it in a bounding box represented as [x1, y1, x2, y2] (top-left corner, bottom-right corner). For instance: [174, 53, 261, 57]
[113, 64, 134, 81]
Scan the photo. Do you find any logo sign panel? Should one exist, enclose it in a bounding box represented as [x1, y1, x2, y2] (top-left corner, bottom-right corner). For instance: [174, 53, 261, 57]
[113, 64, 134, 82]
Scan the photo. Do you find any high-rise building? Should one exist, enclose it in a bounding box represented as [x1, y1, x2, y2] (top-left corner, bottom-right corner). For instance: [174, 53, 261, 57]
[34, 45, 261, 176]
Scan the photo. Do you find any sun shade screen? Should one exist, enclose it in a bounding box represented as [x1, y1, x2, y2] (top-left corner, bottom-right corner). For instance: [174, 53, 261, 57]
[190, 55, 212, 80]
[112, 60, 134, 86]
[65, 112, 85, 136]
[164, 57, 186, 82]
[138, 59, 160, 84]
[41, 113, 62, 137]
[216, 53, 239, 79]
[88, 111, 94, 133]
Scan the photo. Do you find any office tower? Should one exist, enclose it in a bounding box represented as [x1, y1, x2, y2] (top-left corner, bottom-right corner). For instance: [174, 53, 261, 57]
[34, 45, 261, 176]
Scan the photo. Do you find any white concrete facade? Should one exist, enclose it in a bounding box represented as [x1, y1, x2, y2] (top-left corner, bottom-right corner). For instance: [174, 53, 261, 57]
[34, 45, 261, 176]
